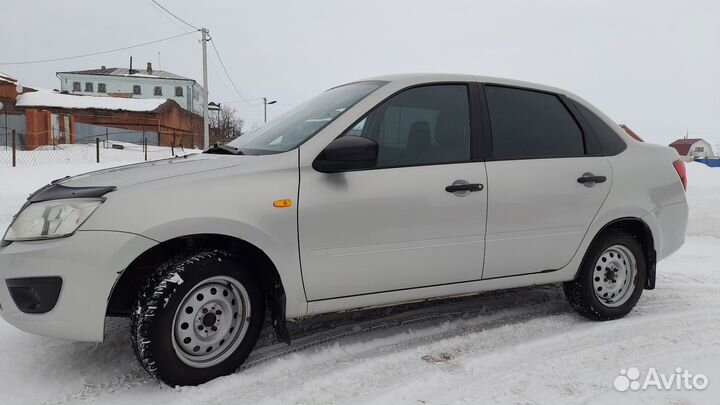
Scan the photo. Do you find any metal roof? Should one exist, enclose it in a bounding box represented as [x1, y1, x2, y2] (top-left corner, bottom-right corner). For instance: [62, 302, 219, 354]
[57, 67, 196, 82]
[669, 138, 705, 156]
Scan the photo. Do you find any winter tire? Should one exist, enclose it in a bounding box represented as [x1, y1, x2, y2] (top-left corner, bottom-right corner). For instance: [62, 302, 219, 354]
[563, 232, 646, 321]
[130, 249, 265, 386]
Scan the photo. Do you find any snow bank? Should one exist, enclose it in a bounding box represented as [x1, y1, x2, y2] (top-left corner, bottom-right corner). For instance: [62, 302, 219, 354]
[684, 162, 720, 238]
[16, 90, 167, 112]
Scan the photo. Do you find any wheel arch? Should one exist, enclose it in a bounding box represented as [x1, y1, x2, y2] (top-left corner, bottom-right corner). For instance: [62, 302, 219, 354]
[578, 217, 657, 289]
[107, 233, 291, 343]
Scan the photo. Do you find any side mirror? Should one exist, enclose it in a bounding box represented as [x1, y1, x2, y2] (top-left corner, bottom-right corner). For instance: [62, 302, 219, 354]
[313, 136, 378, 173]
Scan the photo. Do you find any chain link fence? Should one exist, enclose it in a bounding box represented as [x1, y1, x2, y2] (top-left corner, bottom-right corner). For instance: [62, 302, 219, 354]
[0, 130, 199, 168]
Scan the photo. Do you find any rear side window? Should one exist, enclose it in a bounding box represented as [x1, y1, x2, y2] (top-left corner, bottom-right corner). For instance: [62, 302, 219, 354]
[485, 86, 584, 159]
[570, 100, 627, 156]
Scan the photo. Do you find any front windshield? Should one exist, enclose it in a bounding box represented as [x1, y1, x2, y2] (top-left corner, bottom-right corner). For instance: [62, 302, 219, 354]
[227, 81, 384, 154]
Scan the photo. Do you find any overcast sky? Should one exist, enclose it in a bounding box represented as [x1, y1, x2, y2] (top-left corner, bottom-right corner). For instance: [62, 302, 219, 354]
[1, 0, 718, 146]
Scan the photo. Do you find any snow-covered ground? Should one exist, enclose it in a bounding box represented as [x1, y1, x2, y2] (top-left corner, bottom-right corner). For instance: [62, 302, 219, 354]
[0, 142, 199, 168]
[0, 156, 718, 405]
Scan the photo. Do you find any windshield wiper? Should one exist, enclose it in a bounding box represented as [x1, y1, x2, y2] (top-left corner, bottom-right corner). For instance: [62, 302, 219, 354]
[204, 144, 244, 155]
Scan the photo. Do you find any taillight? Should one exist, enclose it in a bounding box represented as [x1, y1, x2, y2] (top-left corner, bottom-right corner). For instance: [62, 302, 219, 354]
[673, 160, 687, 190]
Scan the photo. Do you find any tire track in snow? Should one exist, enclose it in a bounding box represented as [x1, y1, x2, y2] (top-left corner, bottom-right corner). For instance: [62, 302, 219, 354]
[152, 283, 720, 405]
[41, 280, 720, 404]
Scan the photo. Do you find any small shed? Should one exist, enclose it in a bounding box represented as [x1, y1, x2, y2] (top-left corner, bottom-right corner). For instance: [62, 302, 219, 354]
[669, 138, 715, 161]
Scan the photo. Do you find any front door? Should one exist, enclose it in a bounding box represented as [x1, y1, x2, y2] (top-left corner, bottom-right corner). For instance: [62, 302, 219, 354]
[299, 84, 488, 301]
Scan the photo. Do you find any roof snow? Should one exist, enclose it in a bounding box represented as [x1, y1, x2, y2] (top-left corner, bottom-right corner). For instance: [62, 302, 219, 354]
[58, 67, 194, 82]
[0, 72, 17, 84]
[16, 90, 168, 112]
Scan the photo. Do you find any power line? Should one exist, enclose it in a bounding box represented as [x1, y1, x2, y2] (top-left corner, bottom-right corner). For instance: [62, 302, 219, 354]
[0, 31, 198, 66]
[209, 38, 261, 106]
[146, 0, 188, 32]
[141, 2, 258, 110]
[149, 0, 199, 31]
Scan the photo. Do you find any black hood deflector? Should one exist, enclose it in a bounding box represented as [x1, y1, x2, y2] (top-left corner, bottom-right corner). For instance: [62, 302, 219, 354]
[28, 183, 117, 203]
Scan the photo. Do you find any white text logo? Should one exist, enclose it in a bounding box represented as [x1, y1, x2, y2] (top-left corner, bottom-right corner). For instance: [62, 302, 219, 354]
[614, 367, 709, 392]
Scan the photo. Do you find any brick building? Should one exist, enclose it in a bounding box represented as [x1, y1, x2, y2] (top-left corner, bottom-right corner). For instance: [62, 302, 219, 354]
[1, 72, 202, 150]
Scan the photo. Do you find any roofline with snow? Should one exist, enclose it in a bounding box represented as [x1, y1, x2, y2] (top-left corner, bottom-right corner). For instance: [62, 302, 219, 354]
[56, 70, 197, 83]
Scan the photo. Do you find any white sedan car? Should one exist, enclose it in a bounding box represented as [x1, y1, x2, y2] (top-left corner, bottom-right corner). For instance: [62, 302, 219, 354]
[0, 74, 688, 386]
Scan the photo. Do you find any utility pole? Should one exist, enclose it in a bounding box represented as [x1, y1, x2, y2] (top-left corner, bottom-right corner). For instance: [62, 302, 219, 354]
[263, 97, 277, 123]
[201, 27, 210, 149]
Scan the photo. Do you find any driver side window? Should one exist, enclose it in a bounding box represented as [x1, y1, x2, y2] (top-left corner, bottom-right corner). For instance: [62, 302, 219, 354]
[345, 85, 471, 168]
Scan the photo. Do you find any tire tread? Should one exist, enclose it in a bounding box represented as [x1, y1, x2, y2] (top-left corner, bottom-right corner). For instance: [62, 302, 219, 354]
[130, 249, 234, 383]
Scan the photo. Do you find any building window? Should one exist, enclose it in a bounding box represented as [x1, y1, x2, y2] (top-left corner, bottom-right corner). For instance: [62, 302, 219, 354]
[98, 83, 107, 93]
[154, 86, 163, 96]
[175, 86, 184, 97]
[85, 82, 94, 92]
[72, 82, 81, 91]
[133, 85, 142, 95]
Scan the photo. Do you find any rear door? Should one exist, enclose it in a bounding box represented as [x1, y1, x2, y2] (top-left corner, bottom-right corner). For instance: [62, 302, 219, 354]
[480, 84, 612, 279]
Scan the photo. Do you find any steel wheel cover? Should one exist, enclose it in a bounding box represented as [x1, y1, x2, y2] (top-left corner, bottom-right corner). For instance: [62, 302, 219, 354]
[171, 275, 251, 368]
[592, 245, 638, 308]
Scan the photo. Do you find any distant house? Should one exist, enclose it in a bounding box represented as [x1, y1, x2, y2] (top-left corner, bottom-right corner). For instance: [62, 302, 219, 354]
[669, 138, 715, 161]
[1, 73, 202, 149]
[56, 62, 205, 115]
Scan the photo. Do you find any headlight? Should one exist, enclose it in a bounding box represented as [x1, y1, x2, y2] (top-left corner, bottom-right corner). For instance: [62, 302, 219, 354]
[3, 199, 103, 242]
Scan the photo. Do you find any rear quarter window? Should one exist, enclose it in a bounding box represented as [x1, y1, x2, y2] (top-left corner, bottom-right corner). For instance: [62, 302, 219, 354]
[570, 100, 627, 156]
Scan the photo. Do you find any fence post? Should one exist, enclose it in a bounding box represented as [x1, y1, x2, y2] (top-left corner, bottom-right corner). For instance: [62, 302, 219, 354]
[144, 137, 148, 161]
[172, 129, 175, 156]
[96, 137, 100, 163]
[105, 128, 109, 149]
[11, 129, 16, 167]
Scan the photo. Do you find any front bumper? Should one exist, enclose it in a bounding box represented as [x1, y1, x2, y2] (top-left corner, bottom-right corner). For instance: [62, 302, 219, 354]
[0, 230, 156, 342]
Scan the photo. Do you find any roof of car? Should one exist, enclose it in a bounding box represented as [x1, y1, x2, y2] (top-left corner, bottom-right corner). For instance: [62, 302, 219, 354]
[359, 73, 635, 146]
[362, 73, 570, 96]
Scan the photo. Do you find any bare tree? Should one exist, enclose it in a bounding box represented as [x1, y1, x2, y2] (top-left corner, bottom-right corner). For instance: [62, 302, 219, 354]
[209, 105, 244, 144]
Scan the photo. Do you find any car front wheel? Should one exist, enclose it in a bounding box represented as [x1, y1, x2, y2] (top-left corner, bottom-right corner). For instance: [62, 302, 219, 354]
[563, 232, 647, 321]
[130, 250, 264, 386]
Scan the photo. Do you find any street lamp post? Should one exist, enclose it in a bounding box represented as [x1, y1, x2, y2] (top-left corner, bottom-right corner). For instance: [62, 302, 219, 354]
[208, 102, 222, 142]
[263, 97, 277, 123]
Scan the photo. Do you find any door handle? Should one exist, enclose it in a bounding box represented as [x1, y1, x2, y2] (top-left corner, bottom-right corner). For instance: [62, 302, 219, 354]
[445, 183, 484, 193]
[577, 173, 607, 185]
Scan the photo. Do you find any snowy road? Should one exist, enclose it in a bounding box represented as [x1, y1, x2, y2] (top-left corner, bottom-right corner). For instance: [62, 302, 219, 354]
[0, 161, 718, 404]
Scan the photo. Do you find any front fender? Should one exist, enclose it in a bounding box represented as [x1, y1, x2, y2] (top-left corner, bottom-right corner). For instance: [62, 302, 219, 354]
[139, 218, 307, 318]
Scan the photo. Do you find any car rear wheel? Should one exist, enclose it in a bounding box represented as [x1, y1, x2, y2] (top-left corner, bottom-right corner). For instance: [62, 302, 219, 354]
[563, 232, 646, 320]
[130, 250, 264, 386]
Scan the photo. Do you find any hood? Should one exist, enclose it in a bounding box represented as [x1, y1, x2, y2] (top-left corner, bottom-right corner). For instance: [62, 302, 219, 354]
[57, 153, 249, 189]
